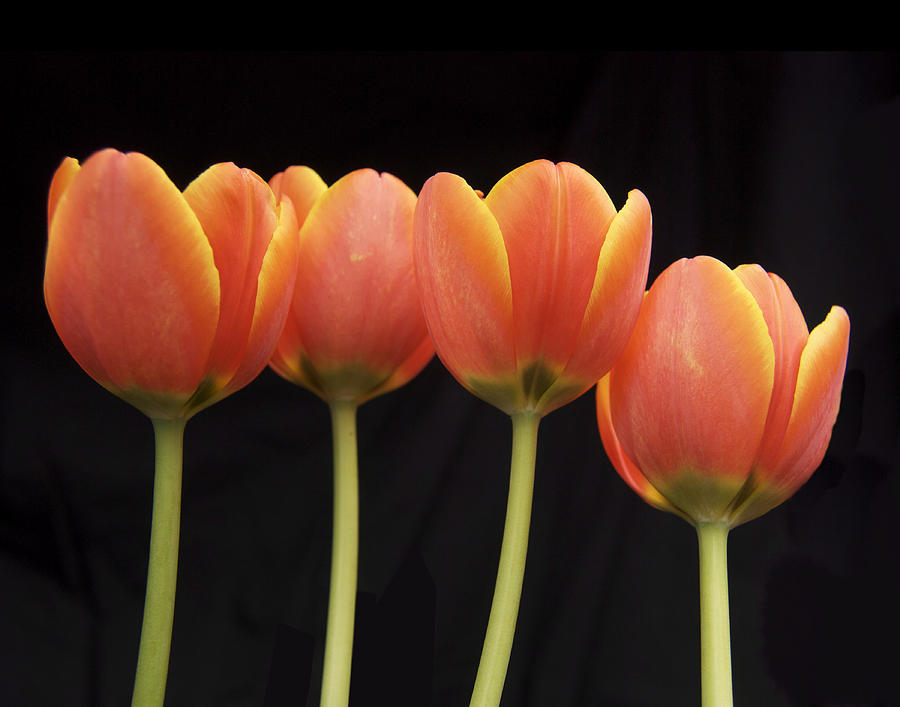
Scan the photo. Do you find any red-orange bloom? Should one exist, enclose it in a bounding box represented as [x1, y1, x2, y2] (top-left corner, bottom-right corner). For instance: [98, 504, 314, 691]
[268, 167, 434, 404]
[596, 255, 850, 526]
[44, 148, 300, 419]
[413, 159, 652, 416]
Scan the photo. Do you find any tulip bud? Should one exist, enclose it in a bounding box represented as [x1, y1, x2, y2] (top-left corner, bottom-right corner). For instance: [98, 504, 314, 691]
[44, 148, 299, 420]
[597, 255, 850, 526]
[414, 159, 652, 416]
[268, 167, 434, 404]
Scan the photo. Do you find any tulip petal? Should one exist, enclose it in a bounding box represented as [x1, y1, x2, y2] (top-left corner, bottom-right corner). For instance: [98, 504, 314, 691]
[265, 166, 328, 391]
[414, 172, 516, 396]
[485, 160, 618, 369]
[268, 289, 309, 389]
[221, 197, 300, 399]
[596, 374, 683, 517]
[561, 189, 652, 384]
[609, 256, 775, 521]
[730, 306, 850, 525]
[735, 265, 810, 471]
[47, 157, 81, 224]
[44, 149, 219, 410]
[269, 165, 328, 224]
[765, 306, 850, 490]
[182, 163, 279, 389]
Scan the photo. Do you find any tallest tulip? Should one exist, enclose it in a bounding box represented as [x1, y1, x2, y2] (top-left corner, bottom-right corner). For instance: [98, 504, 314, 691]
[44, 149, 299, 707]
[414, 159, 652, 707]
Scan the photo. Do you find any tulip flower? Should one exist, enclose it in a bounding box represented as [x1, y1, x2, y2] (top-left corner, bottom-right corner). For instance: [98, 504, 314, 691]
[268, 166, 433, 707]
[44, 148, 299, 707]
[413, 159, 652, 707]
[596, 255, 850, 707]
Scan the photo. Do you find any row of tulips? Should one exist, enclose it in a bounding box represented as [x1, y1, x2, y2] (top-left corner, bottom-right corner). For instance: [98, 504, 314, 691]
[44, 149, 850, 707]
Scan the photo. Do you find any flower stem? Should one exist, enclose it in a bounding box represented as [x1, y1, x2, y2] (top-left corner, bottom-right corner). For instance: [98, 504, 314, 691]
[469, 411, 540, 707]
[131, 417, 186, 707]
[696, 521, 733, 707]
[319, 400, 360, 707]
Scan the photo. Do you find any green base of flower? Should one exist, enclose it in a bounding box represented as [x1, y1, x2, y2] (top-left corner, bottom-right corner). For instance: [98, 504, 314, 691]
[466, 359, 589, 416]
[297, 355, 392, 404]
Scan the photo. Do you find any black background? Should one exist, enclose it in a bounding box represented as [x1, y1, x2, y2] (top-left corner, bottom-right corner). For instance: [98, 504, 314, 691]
[1, 51, 898, 706]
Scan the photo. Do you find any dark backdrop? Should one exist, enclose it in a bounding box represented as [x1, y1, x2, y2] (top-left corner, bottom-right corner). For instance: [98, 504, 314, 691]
[1, 51, 898, 707]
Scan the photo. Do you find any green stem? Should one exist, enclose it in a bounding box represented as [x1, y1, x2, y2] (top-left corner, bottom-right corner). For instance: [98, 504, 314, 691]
[696, 521, 734, 707]
[320, 400, 360, 707]
[131, 417, 186, 707]
[469, 411, 540, 707]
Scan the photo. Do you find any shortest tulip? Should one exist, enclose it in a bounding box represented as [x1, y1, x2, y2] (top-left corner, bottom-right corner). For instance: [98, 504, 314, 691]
[596, 255, 850, 707]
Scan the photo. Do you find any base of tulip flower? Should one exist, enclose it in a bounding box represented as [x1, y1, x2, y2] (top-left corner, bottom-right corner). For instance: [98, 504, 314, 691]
[696, 521, 733, 707]
[469, 411, 540, 707]
[131, 417, 186, 707]
[291, 356, 393, 405]
[466, 361, 589, 418]
[319, 400, 360, 707]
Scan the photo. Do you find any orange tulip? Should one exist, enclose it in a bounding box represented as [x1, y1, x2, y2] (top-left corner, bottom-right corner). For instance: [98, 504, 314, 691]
[44, 148, 300, 420]
[267, 167, 434, 707]
[596, 255, 851, 526]
[413, 159, 652, 416]
[413, 159, 652, 707]
[269, 166, 434, 404]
